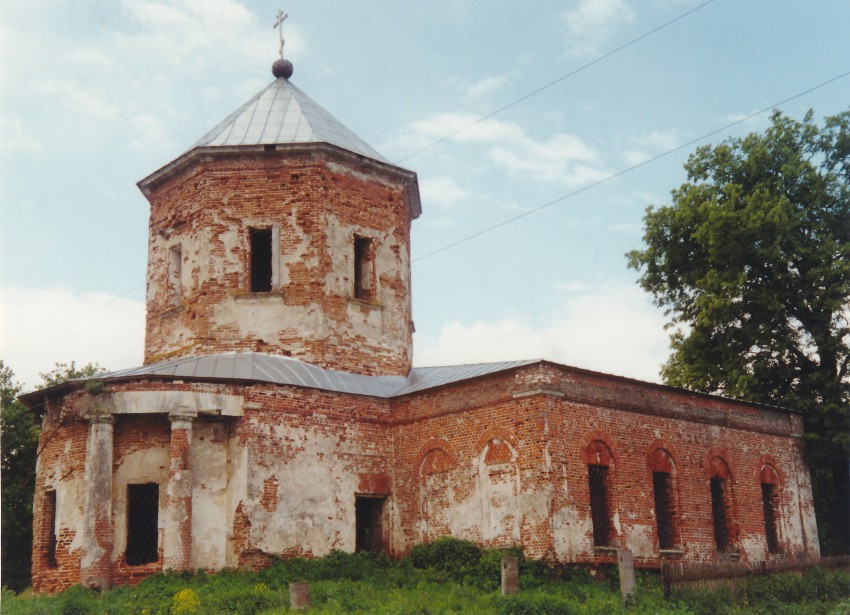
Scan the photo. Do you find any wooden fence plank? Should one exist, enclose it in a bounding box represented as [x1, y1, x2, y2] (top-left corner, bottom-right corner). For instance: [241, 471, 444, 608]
[662, 555, 850, 597]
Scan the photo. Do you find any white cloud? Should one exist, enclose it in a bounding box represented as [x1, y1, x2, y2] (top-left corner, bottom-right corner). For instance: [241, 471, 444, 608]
[0, 286, 145, 389]
[34, 78, 119, 119]
[554, 280, 589, 293]
[488, 132, 606, 187]
[420, 176, 469, 209]
[129, 113, 176, 152]
[414, 283, 669, 382]
[391, 112, 606, 187]
[560, 0, 634, 58]
[622, 129, 680, 165]
[465, 75, 508, 100]
[0, 116, 41, 153]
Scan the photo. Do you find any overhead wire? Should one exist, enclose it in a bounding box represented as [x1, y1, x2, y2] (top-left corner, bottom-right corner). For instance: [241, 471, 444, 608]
[392, 0, 718, 165]
[2, 2, 718, 362]
[411, 69, 850, 263]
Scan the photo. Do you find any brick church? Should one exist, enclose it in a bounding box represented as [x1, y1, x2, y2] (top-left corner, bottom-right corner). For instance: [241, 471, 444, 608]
[22, 51, 819, 593]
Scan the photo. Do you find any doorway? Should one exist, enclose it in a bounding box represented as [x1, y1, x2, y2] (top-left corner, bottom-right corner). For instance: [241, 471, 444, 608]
[355, 496, 386, 553]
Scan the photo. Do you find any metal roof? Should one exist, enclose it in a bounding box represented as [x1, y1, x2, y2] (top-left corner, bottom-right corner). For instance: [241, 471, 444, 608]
[191, 78, 387, 162]
[99, 353, 538, 398]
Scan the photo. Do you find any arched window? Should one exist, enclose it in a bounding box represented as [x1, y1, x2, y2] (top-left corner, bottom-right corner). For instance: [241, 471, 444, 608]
[585, 440, 616, 547]
[648, 447, 679, 550]
[707, 456, 734, 552]
[479, 438, 519, 546]
[760, 464, 781, 553]
[419, 447, 454, 541]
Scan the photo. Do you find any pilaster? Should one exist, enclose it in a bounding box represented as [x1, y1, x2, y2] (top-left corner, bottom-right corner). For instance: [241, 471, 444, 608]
[164, 412, 195, 570]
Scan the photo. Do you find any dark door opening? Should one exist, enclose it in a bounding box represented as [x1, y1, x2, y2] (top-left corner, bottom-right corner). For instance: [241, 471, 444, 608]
[127, 483, 160, 565]
[355, 496, 385, 554]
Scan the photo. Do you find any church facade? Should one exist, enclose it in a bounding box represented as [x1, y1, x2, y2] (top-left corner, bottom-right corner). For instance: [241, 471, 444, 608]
[23, 58, 819, 593]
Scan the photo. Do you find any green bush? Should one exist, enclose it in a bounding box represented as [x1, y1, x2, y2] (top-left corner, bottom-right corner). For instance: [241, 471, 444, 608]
[203, 581, 279, 614]
[409, 536, 483, 576]
[495, 591, 575, 615]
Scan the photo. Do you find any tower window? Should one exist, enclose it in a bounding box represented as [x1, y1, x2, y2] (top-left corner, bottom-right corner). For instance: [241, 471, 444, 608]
[167, 245, 182, 305]
[126, 483, 159, 566]
[353, 236, 374, 300]
[588, 464, 612, 547]
[762, 482, 780, 553]
[44, 490, 57, 568]
[710, 476, 730, 551]
[250, 228, 273, 293]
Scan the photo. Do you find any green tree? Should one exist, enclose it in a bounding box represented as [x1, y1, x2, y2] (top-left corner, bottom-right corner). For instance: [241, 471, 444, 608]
[0, 360, 106, 591]
[1, 361, 40, 592]
[628, 109, 850, 554]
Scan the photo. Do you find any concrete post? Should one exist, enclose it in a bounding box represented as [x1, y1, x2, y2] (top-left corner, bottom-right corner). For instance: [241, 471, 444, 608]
[164, 412, 194, 571]
[290, 581, 311, 611]
[617, 548, 636, 605]
[80, 414, 114, 590]
[501, 556, 519, 596]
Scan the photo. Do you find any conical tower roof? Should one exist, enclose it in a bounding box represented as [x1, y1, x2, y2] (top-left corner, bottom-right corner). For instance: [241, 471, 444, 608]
[193, 77, 387, 162]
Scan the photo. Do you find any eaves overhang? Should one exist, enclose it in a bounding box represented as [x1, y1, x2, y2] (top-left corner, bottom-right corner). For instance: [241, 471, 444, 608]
[136, 142, 421, 220]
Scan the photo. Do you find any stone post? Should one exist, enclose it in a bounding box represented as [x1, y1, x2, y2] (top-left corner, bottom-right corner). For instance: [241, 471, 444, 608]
[80, 414, 114, 590]
[290, 581, 311, 611]
[617, 548, 636, 605]
[501, 556, 519, 595]
[164, 412, 194, 570]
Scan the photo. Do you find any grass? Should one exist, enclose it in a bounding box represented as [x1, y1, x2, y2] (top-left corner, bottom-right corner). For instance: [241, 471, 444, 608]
[3, 539, 849, 614]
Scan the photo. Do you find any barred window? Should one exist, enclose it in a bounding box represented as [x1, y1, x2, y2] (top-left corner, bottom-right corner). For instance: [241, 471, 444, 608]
[653, 471, 676, 550]
[710, 476, 730, 551]
[126, 483, 159, 566]
[588, 464, 612, 547]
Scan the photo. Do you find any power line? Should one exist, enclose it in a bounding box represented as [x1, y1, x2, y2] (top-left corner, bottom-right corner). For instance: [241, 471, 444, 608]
[412, 69, 850, 263]
[2, 3, 719, 357]
[393, 0, 718, 165]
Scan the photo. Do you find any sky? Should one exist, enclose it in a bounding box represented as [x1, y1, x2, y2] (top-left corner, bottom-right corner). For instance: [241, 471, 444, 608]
[1, 0, 848, 390]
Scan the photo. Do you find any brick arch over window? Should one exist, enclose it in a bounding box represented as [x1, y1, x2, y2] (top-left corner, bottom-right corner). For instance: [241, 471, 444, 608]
[581, 431, 619, 467]
[757, 455, 783, 485]
[646, 440, 680, 474]
[757, 456, 783, 554]
[414, 438, 459, 475]
[476, 427, 519, 466]
[704, 449, 737, 553]
[416, 439, 459, 542]
[646, 442, 681, 550]
[580, 433, 619, 547]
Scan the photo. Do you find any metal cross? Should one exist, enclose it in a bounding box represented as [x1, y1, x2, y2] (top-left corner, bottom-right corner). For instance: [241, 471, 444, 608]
[273, 9, 288, 60]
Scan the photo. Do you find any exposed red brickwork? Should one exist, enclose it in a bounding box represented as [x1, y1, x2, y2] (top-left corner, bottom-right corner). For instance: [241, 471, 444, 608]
[142, 148, 415, 376]
[166, 418, 193, 570]
[31, 400, 88, 594]
[30, 358, 817, 592]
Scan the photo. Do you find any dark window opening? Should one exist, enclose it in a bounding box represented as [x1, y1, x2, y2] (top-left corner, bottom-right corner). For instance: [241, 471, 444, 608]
[167, 245, 182, 305]
[45, 490, 57, 567]
[353, 236, 374, 300]
[710, 477, 730, 551]
[653, 472, 676, 549]
[127, 483, 159, 566]
[762, 483, 780, 553]
[250, 228, 273, 293]
[355, 496, 385, 554]
[588, 464, 612, 547]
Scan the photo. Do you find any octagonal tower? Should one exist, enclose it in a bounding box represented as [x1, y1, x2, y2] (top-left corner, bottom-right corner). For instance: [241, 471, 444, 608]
[138, 67, 421, 376]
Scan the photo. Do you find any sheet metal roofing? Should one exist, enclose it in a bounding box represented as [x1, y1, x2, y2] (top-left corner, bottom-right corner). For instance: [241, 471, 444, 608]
[99, 353, 537, 398]
[191, 77, 387, 162]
